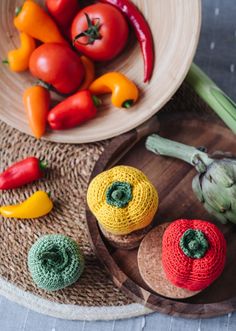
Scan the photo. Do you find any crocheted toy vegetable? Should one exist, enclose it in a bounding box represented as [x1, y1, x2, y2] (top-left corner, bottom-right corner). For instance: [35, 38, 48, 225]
[28, 234, 84, 291]
[162, 219, 226, 291]
[87, 165, 158, 235]
[146, 134, 236, 225]
[0, 191, 53, 219]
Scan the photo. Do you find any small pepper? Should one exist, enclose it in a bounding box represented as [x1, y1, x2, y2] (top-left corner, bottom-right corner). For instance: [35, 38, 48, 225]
[3, 32, 36, 72]
[99, 0, 154, 82]
[79, 56, 95, 91]
[46, 0, 79, 31]
[89, 72, 139, 108]
[23, 85, 50, 139]
[14, 0, 67, 44]
[47, 90, 100, 130]
[0, 157, 47, 190]
[0, 191, 53, 219]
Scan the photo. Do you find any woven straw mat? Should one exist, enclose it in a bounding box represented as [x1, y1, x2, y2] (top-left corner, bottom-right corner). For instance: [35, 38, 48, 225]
[0, 121, 133, 307]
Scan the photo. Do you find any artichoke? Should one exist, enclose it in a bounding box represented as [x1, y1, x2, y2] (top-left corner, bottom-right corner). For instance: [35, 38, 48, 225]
[146, 134, 236, 225]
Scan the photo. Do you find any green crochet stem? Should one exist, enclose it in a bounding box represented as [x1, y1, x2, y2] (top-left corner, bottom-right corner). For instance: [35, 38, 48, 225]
[180, 229, 208, 259]
[28, 234, 84, 291]
[187, 63, 236, 134]
[106, 181, 132, 208]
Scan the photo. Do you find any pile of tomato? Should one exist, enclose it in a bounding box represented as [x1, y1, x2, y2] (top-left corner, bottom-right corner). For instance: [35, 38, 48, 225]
[4, 0, 154, 139]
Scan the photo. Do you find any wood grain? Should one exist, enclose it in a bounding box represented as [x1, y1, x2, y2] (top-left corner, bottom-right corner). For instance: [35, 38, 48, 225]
[86, 111, 236, 318]
[0, 0, 201, 143]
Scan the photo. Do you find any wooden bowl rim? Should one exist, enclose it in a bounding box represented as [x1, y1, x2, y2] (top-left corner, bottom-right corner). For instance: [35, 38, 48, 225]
[0, 0, 201, 143]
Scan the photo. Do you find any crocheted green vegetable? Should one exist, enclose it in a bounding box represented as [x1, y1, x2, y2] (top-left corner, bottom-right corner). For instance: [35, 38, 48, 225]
[28, 234, 84, 291]
[146, 134, 236, 225]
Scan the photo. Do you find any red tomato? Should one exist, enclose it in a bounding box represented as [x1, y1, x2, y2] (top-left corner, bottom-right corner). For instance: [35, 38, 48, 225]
[46, 0, 79, 29]
[71, 4, 129, 61]
[29, 43, 85, 94]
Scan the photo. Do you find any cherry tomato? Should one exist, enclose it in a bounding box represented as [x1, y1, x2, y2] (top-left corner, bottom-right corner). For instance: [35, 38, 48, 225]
[71, 4, 129, 61]
[29, 43, 85, 94]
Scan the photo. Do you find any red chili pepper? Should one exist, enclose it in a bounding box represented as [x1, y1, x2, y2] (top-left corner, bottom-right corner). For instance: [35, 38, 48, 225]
[0, 157, 47, 190]
[46, 0, 79, 34]
[99, 0, 154, 82]
[47, 90, 100, 130]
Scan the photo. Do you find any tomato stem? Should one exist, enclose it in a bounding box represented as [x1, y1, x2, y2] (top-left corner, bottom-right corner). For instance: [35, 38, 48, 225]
[73, 13, 101, 45]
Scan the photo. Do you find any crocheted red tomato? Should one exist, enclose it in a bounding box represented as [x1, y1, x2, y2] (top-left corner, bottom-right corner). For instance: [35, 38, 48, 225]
[162, 219, 226, 291]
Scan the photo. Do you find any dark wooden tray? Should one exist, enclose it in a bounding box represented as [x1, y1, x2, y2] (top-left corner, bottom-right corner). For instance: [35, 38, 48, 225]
[86, 110, 236, 318]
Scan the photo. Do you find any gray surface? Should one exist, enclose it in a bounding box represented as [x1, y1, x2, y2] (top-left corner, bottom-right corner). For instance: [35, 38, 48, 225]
[1, 0, 236, 330]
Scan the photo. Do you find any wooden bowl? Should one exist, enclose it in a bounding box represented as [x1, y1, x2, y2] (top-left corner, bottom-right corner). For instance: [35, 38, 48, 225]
[0, 0, 201, 143]
[86, 109, 236, 318]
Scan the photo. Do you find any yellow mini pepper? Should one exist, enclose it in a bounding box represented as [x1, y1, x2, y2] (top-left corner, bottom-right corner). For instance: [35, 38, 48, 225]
[89, 72, 139, 108]
[3, 32, 35, 72]
[0, 191, 53, 219]
[14, 0, 66, 44]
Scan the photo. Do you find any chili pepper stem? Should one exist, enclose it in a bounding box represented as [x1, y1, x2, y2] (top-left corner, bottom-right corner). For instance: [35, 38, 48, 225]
[122, 100, 134, 108]
[39, 160, 48, 170]
[35, 79, 52, 91]
[2, 59, 9, 65]
[15, 6, 22, 16]
[92, 95, 102, 107]
[146, 134, 214, 169]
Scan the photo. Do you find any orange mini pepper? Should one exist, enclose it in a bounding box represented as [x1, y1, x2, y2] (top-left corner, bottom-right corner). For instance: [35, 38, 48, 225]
[14, 0, 66, 44]
[23, 85, 50, 139]
[89, 72, 139, 108]
[79, 56, 95, 91]
[3, 32, 36, 72]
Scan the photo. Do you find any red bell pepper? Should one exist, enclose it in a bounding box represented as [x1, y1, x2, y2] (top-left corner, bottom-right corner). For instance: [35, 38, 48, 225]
[0, 157, 47, 190]
[46, 0, 79, 34]
[47, 90, 100, 130]
[99, 0, 154, 83]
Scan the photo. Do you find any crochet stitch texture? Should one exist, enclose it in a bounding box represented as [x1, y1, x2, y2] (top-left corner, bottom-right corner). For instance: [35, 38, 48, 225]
[28, 234, 84, 291]
[162, 219, 226, 291]
[87, 165, 158, 235]
[180, 229, 209, 259]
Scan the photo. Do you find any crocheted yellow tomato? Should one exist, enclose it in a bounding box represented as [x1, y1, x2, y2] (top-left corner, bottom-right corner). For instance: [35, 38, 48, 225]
[87, 165, 158, 235]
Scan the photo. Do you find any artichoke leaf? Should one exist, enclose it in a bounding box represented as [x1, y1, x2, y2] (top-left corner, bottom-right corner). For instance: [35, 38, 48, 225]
[192, 174, 205, 202]
[225, 210, 236, 224]
[204, 202, 228, 224]
[208, 160, 235, 187]
[201, 175, 231, 212]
